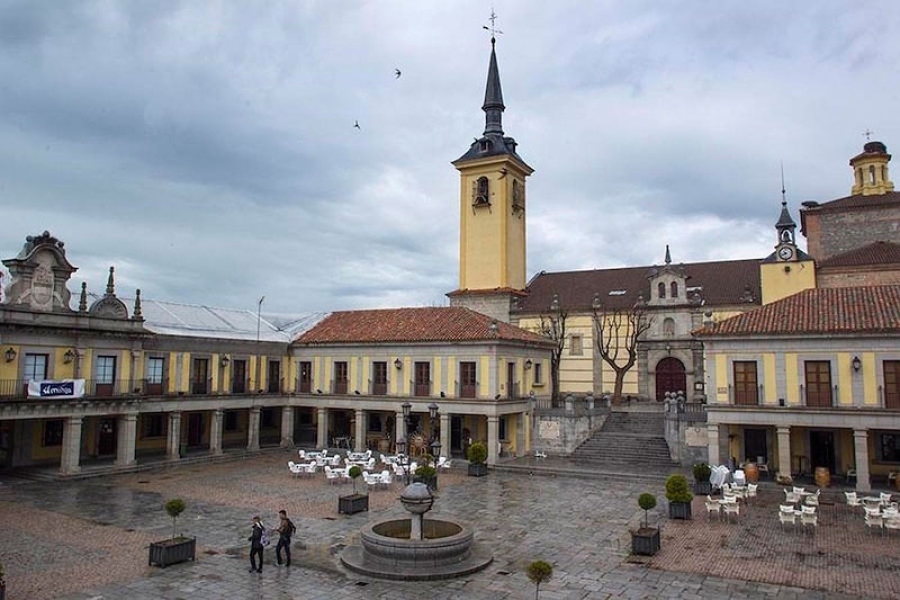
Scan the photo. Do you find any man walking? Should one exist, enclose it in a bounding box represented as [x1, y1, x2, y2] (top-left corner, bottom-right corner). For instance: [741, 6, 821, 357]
[248, 515, 266, 573]
[275, 509, 296, 567]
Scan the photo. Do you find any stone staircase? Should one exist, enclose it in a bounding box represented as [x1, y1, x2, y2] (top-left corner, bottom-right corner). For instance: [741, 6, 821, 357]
[570, 409, 681, 478]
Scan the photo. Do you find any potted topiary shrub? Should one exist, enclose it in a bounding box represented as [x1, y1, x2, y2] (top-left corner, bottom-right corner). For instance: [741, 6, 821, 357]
[414, 454, 438, 491]
[692, 462, 712, 495]
[149, 498, 196, 567]
[631, 492, 660, 556]
[467, 441, 488, 477]
[666, 473, 693, 520]
[338, 465, 369, 514]
[526, 560, 553, 599]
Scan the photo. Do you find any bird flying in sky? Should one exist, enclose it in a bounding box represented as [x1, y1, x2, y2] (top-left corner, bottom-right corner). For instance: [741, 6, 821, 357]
[395, 68, 401, 79]
[354, 120, 360, 129]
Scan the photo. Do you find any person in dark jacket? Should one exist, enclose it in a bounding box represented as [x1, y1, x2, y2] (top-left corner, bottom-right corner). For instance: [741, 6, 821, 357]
[275, 509, 295, 567]
[248, 515, 265, 573]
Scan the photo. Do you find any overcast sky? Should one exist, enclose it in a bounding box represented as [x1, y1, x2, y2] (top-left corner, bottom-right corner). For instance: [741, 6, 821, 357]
[2, 1, 899, 315]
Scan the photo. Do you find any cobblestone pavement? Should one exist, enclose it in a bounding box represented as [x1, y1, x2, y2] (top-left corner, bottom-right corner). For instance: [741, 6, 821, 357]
[0, 451, 867, 599]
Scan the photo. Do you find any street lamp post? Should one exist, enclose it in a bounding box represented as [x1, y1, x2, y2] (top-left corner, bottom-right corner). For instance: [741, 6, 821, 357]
[428, 401, 441, 460]
[398, 401, 413, 484]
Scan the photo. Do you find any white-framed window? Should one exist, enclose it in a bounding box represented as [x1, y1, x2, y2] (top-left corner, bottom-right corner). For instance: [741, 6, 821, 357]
[24, 353, 49, 382]
[96, 356, 116, 384]
[533, 362, 543, 385]
[146, 357, 164, 384]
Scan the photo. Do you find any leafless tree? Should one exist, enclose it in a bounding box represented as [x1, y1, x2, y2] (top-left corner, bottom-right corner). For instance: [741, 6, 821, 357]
[592, 300, 652, 403]
[538, 293, 567, 402]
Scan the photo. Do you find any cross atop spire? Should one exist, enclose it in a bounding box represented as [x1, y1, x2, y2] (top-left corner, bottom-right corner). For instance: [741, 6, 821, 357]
[863, 129, 874, 142]
[482, 8, 503, 42]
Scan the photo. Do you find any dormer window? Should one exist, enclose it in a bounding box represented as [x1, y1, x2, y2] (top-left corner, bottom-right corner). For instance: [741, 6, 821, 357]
[658, 282, 666, 299]
[473, 176, 490, 206]
[670, 282, 678, 298]
[480, 139, 493, 153]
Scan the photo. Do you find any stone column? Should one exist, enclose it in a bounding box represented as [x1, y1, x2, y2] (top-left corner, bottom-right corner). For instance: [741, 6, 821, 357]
[166, 411, 182, 460]
[776, 426, 791, 479]
[60, 416, 83, 475]
[115, 414, 137, 467]
[210, 409, 224, 455]
[280, 406, 294, 448]
[129, 350, 140, 394]
[487, 416, 500, 466]
[854, 429, 872, 493]
[247, 407, 261, 451]
[440, 412, 451, 459]
[354, 409, 366, 452]
[707, 423, 721, 465]
[316, 408, 328, 449]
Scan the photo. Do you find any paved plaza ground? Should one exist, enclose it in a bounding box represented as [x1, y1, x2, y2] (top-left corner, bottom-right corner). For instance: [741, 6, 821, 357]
[0, 450, 892, 599]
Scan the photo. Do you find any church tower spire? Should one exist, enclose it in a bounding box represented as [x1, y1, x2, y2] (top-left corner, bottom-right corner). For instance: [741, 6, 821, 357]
[850, 139, 894, 196]
[448, 14, 534, 324]
[482, 38, 505, 137]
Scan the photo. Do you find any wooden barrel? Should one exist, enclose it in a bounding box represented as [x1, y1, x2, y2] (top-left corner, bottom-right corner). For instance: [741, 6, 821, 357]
[815, 466, 831, 488]
[744, 462, 759, 483]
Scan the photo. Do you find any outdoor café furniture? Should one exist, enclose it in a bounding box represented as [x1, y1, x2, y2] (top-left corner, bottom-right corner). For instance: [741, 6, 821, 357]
[288, 461, 303, 477]
[785, 490, 801, 504]
[779, 505, 797, 529]
[885, 517, 900, 535]
[324, 466, 339, 484]
[746, 483, 758, 501]
[845, 491, 862, 507]
[804, 489, 821, 507]
[723, 501, 740, 521]
[880, 492, 893, 505]
[705, 496, 721, 519]
[733, 469, 746, 487]
[865, 512, 884, 534]
[800, 509, 818, 529]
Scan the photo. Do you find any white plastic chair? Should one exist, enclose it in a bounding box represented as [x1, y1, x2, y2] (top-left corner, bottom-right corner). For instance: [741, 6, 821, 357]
[800, 510, 818, 530]
[324, 466, 338, 484]
[302, 462, 318, 476]
[885, 517, 900, 536]
[779, 505, 797, 529]
[705, 496, 721, 519]
[379, 470, 393, 488]
[865, 512, 884, 534]
[534, 450, 547, 459]
[733, 469, 746, 486]
[746, 483, 758, 502]
[756, 456, 769, 479]
[723, 502, 740, 521]
[845, 491, 861, 507]
[288, 461, 302, 477]
[805, 489, 820, 507]
[880, 492, 893, 506]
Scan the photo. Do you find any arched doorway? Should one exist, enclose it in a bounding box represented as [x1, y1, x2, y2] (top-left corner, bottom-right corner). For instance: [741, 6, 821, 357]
[655, 357, 686, 401]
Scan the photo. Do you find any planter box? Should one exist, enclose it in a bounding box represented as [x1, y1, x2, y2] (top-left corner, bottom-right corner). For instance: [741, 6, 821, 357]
[339, 493, 369, 515]
[693, 481, 712, 495]
[468, 463, 488, 477]
[668, 501, 692, 520]
[414, 474, 438, 491]
[149, 536, 196, 567]
[631, 527, 660, 556]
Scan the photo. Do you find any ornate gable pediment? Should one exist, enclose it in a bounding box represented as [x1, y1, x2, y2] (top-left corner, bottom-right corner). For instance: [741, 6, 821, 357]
[1, 231, 76, 313]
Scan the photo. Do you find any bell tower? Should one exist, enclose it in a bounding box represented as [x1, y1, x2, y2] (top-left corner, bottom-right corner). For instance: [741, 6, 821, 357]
[448, 29, 533, 323]
[850, 140, 894, 196]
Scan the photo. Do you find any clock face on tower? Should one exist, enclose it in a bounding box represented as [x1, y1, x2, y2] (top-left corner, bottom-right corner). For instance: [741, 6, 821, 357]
[778, 246, 794, 261]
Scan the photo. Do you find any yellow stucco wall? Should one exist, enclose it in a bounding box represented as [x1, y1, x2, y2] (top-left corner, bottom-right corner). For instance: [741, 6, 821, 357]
[456, 158, 529, 291]
[785, 353, 798, 405]
[760, 259, 816, 305]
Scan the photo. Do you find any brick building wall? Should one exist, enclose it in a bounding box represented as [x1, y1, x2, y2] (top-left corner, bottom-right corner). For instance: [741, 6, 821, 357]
[806, 204, 900, 261]
[818, 268, 900, 288]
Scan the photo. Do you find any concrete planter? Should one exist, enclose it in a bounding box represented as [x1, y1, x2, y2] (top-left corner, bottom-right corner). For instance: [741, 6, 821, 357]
[339, 493, 369, 515]
[468, 463, 488, 477]
[631, 528, 660, 556]
[693, 481, 712, 495]
[668, 501, 692, 520]
[149, 536, 196, 567]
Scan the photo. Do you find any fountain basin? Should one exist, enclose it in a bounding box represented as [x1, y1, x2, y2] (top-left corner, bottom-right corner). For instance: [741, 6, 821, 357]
[340, 518, 493, 580]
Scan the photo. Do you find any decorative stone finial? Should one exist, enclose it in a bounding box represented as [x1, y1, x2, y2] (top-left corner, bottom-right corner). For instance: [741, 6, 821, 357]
[106, 266, 115, 296]
[132, 289, 144, 321]
[79, 282, 88, 312]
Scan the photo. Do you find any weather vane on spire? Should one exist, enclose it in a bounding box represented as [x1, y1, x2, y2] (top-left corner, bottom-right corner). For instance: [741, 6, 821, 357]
[863, 129, 874, 142]
[483, 8, 503, 42]
[780, 161, 787, 205]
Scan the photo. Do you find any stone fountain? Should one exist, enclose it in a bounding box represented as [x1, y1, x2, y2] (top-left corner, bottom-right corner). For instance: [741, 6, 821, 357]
[340, 482, 493, 580]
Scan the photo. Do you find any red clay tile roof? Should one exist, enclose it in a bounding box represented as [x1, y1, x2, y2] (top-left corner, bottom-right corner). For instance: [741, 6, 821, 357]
[817, 241, 900, 269]
[515, 259, 761, 313]
[695, 285, 900, 337]
[801, 191, 900, 213]
[293, 307, 550, 345]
